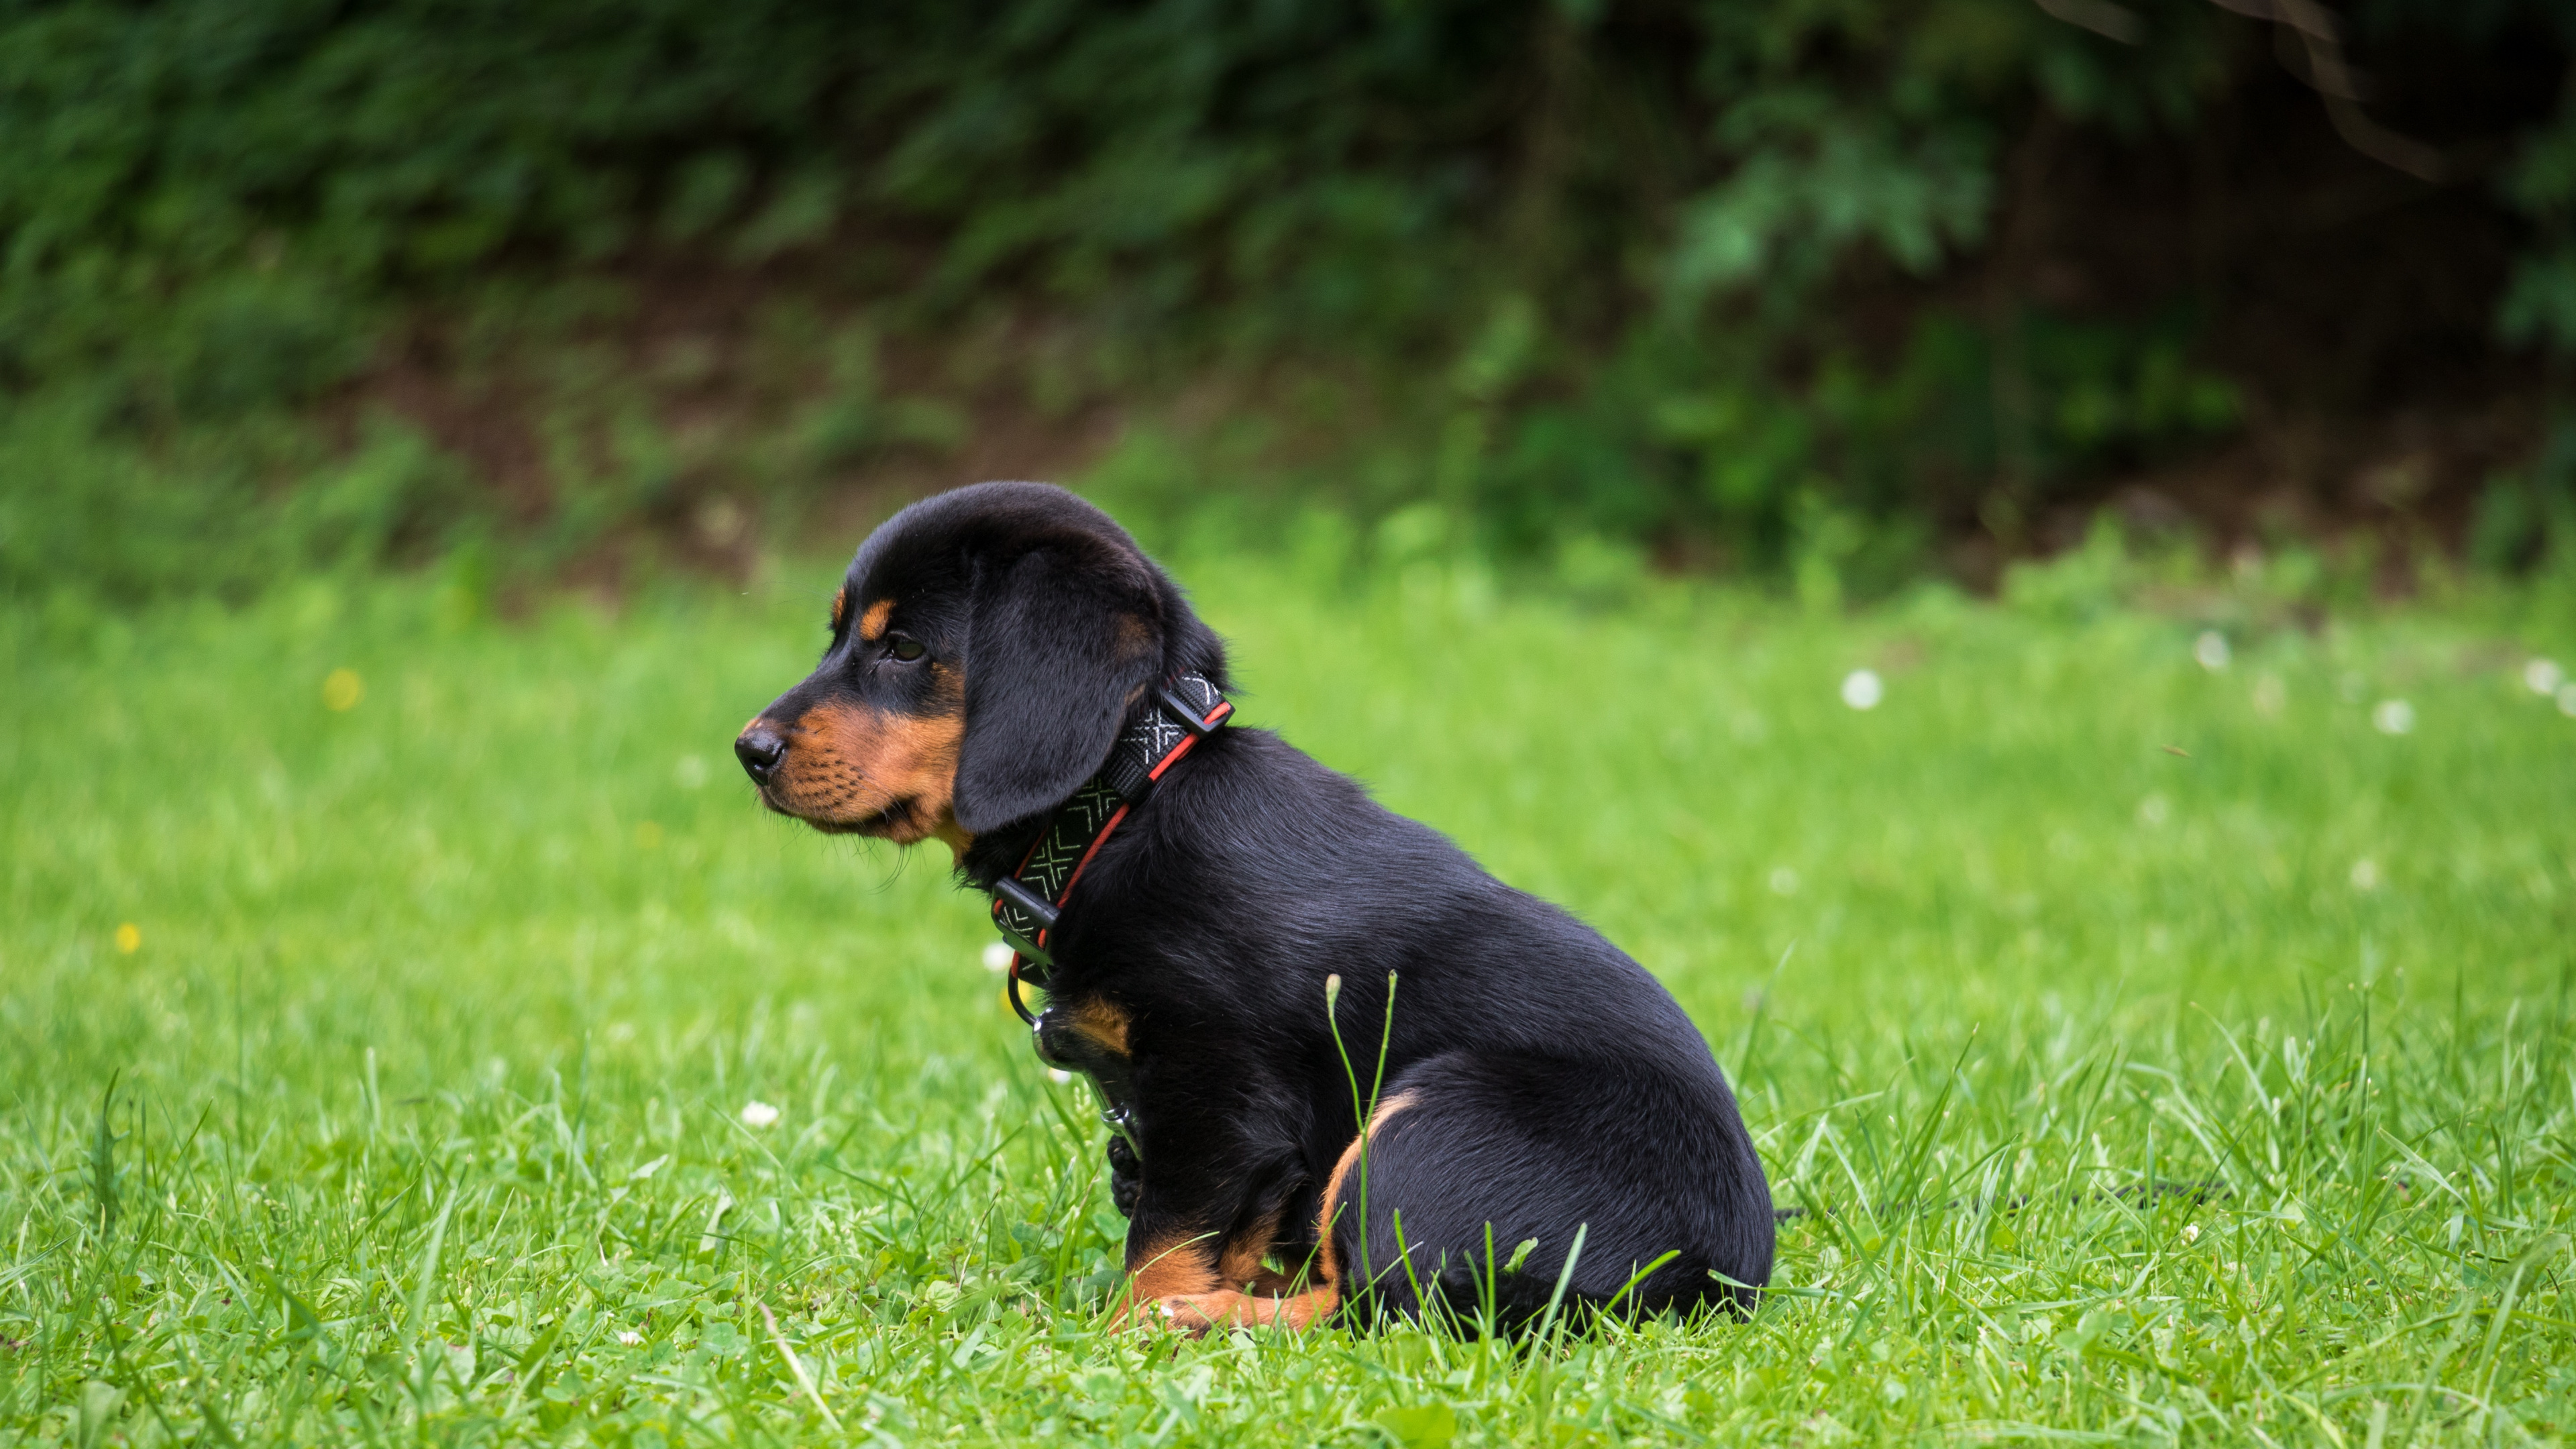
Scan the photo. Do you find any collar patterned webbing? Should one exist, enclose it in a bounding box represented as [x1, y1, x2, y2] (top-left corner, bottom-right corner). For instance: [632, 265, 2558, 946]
[991, 671, 1231, 1022]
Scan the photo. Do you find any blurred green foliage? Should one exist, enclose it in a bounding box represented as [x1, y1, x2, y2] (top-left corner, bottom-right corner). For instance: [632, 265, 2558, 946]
[1, 0, 2571, 600]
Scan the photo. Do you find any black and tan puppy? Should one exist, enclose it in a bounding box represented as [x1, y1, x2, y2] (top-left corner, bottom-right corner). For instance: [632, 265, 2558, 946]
[735, 481, 1773, 1332]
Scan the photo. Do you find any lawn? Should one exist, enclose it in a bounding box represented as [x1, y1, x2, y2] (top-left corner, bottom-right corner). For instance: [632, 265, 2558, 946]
[3, 545, 2573, 1446]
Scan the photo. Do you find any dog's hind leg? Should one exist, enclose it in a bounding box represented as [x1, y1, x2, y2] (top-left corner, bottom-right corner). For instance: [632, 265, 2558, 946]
[1141, 1051, 1772, 1334]
[1320, 1051, 1774, 1330]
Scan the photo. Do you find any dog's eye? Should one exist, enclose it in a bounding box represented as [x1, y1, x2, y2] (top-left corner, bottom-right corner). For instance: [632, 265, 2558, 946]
[888, 635, 926, 662]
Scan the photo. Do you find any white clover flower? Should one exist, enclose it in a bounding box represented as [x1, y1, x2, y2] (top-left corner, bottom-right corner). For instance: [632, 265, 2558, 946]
[616, 1330, 645, 1346]
[2252, 675, 2287, 717]
[2350, 859, 2381, 891]
[981, 942, 1015, 973]
[1840, 669, 1883, 710]
[2526, 658, 2565, 696]
[2182, 1223, 2200, 1244]
[739, 1100, 781, 1128]
[2371, 699, 2414, 735]
[2194, 631, 2231, 671]
[1047, 1068, 1075, 1085]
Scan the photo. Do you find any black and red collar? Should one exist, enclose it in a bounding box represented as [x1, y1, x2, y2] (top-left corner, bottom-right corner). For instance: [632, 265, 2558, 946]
[990, 672, 1232, 1022]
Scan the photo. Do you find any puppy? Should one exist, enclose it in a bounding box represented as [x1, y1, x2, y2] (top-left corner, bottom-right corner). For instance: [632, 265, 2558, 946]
[737, 482, 1772, 1330]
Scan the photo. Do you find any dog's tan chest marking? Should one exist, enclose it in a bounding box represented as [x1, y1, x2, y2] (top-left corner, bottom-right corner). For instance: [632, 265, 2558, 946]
[1066, 997, 1131, 1057]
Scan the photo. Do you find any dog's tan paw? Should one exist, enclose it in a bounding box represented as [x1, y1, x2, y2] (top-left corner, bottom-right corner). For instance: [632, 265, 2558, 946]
[1142, 1287, 1339, 1334]
[1152, 1293, 1228, 1334]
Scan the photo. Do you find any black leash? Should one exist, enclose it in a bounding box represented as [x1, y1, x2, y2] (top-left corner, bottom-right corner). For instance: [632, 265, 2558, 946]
[988, 671, 1232, 1024]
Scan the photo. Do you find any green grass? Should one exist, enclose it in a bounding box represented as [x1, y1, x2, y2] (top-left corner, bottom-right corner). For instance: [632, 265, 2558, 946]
[4, 552, 2575, 1446]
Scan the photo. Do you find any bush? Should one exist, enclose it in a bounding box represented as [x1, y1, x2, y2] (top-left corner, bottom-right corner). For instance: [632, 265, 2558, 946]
[1, 0, 2569, 592]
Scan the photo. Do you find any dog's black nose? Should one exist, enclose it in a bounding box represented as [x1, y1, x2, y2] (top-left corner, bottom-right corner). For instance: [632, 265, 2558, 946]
[735, 720, 788, 784]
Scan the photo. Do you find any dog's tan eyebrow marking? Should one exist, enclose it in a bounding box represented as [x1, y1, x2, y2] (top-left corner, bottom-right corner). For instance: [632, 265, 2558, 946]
[858, 598, 896, 642]
[830, 587, 849, 632]
[1114, 613, 1154, 657]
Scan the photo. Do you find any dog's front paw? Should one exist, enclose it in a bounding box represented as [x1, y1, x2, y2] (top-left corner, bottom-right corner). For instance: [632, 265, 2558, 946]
[1137, 1289, 1334, 1334]
[1106, 1291, 1216, 1335]
[1150, 1293, 1227, 1335]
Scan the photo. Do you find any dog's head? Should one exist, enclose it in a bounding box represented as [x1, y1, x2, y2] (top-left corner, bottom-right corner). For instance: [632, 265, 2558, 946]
[735, 482, 1218, 852]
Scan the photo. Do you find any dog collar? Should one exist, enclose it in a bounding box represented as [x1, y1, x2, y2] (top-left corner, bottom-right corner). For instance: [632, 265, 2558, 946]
[990, 671, 1231, 1022]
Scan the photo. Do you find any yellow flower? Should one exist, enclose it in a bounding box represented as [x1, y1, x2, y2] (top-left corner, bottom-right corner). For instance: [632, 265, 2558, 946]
[114, 922, 141, 953]
[322, 668, 365, 712]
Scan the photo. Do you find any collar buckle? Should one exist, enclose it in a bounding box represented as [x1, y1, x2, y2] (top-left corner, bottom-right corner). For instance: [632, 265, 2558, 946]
[991, 875, 1059, 967]
[1157, 683, 1228, 737]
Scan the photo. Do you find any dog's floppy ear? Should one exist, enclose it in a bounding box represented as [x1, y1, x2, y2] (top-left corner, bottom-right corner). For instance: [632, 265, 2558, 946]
[951, 544, 1164, 833]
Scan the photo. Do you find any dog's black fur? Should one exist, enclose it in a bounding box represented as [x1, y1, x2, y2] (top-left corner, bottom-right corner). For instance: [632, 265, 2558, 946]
[737, 482, 1774, 1330]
